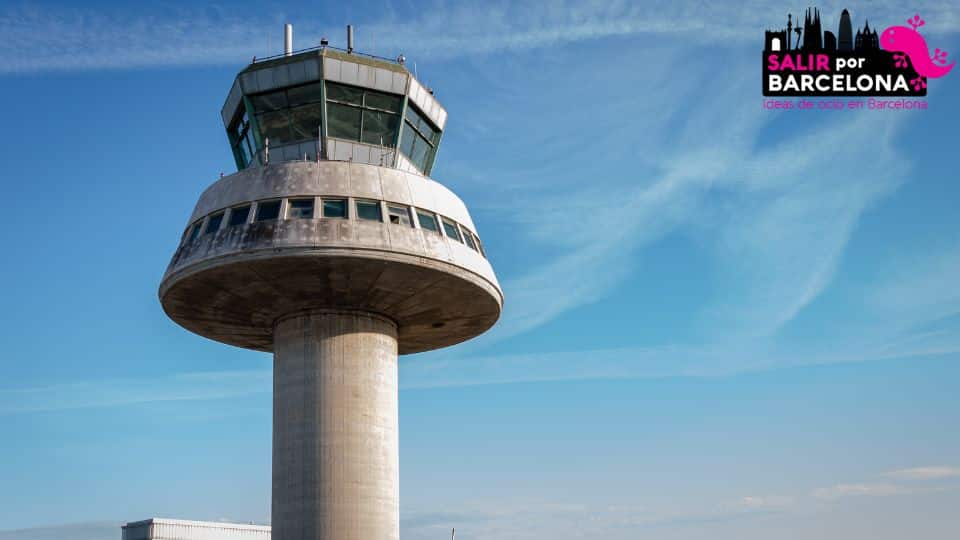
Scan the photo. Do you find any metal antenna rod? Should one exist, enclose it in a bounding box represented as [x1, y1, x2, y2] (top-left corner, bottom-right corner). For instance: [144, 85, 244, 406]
[284, 23, 293, 56]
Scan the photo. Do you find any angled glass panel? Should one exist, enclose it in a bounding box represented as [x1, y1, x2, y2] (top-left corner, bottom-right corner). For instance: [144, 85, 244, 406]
[286, 82, 325, 107]
[250, 90, 288, 112]
[406, 104, 440, 144]
[361, 110, 400, 147]
[325, 82, 363, 105]
[289, 103, 325, 142]
[257, 110, 293, 144]
[327, 103, 361, 141]
[364, 91, 402, 113]
[410, 134, 430, 170]
[400, 123, 417, 158]
[236, 140, 251, 166]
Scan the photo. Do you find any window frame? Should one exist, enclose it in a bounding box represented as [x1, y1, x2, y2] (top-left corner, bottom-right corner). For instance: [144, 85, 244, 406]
[355, 199, 383, 222]
[205, 211, 225, 234]
[186, 221, 203, 243]
[386, 204, 413, 227]
[462, 227, 478, 251]
[228, 109, 257, 169]
[322, 198, 348, 219]
[286, 198, 316, 219]
[441, 217, 463, 242]
[415, 209, 440, 234]
[324, 81, 403, 148]
[399, 104, 441, 172]
[249, 82, 326, 148]
[228, 204, 251, 226]
[254, 199, 282, 222]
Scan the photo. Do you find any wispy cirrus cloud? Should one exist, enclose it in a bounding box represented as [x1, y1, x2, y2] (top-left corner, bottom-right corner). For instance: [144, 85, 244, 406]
[812, 482, 910, 500]
[0, 521, 117, 540]
[1, 1, 958, 73]
[454, 50, 909, 350]
[401, 494, 791, 540]
[0, 370, 269, 414]
[884, 466, 960, 481]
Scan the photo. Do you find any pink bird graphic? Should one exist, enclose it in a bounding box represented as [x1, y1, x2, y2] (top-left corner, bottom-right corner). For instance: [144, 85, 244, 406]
[881, 14, 955, 79]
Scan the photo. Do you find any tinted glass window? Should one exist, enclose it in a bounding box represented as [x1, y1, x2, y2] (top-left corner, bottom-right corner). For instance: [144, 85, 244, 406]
[327, 103, 361, 141]
[237, 140, 251, 167]
[325, 82, 401, 148]
[229, 110, 255, 169]
[288, 198, 315, 219]
[205, 212, 224, 234]
[356, 200, 382, 221]
[387, 205, 412, 226]
[400, 123, 417, 157]
[365, 92, 402, 112]
[322, 199, 347, 218]
[407, 106, 440, 143]
[416, 210, 439, 233]
[410, 135, 430, 170]
[399, 104, 441, 172]
[257, 110, 292, 144]
[442, 218, 462, 242]
[289, 103, 324, 141]
[255, 200, 281, 221]
[229, 205, 251, 226]
[286, 82, 324, 107]
[326, 83, 363, 105]
[250, 90, 288, 112]
[361, 110, 400, 147]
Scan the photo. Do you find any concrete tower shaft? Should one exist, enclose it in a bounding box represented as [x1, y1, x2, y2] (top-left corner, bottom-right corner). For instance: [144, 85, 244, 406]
[273, 311, 398, 540]
[159, 37, 501, 540]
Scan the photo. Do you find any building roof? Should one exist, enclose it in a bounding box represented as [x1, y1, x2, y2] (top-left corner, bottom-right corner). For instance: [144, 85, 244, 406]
[122, 518, 271, 531]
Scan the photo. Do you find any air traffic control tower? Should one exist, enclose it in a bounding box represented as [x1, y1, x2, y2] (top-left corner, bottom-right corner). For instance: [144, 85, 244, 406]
[159, 25, 502, 540]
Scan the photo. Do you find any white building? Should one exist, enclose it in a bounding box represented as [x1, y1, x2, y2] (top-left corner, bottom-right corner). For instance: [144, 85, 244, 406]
[121, 519, 270, 540]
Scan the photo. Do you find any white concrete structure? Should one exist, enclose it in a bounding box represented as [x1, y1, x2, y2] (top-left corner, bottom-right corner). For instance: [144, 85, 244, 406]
[159, 27, 502, 540]
[121, 519, 270, 540]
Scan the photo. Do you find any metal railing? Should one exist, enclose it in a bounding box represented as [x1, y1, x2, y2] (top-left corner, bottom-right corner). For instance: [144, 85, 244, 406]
[251, 44, 402, 66]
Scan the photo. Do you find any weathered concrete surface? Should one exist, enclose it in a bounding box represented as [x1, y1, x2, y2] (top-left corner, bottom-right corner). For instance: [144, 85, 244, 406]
[272, 310, 398, 540]
[186, 161, 480, 237]
[159, 161, 502, 355]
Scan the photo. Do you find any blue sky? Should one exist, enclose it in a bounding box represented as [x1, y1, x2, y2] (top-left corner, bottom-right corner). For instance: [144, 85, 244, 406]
[1, 1, 959, 538]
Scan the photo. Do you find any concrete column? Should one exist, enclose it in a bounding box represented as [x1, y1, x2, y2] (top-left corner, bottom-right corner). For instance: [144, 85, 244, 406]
[272, 310, 399, 540]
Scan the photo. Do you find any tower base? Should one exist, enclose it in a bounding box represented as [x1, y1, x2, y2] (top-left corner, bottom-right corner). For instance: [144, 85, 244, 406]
[272, 310, 399, 540]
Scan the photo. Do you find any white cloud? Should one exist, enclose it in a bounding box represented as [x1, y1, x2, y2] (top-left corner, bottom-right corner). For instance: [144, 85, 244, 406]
[0, 370, 269, 414]
[731, 495, 794, 510]
[812, 483, 909, 500]
[1, 1, 957, 73]
[0, 521, 116, 540]
[884, 466, 960, 481]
